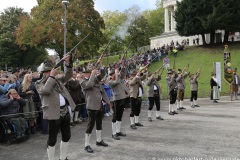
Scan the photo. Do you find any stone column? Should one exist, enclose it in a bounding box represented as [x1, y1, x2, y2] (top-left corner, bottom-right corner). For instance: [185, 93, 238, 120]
[170, 10, 174, 31]
[173, 5, 177, 31]
[164, 8, 169, 32]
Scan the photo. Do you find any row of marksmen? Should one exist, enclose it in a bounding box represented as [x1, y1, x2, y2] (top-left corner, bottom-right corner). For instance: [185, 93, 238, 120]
[36, 54, 238, 160]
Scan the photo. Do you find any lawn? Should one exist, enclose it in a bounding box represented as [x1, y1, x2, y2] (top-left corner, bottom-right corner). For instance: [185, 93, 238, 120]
[80, 42, 240, 100]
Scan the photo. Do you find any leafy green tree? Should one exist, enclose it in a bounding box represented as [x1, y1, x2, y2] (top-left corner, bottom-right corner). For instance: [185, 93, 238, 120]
[127, 15, 152, 52]
[142, 0, 164, 37]
[16, 0, 104, 61]
[175, 0, 240, 45]
[101, 10, 126, 54]
[0, 7, 47, 68]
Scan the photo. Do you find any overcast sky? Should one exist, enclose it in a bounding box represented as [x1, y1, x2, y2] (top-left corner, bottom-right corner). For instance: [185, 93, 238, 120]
[0, 0, 157, 13]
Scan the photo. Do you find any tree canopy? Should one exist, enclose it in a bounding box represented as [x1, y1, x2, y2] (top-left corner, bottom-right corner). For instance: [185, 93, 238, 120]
[175, 0, 240, 45]
[0, 7, 47, 68]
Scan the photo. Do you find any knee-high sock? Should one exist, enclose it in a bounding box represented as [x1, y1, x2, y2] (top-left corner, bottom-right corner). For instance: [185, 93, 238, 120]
[47, 145, 55, 160]
[177, 101, 180, 109]
[169, 104, 171, 112]
[134, 116, 139, 123]
[156, 111, 160, 117]
[60, 141, 69, 160]
[191, 101, 194, 106]
[171, 104, 174, 112]
[96, 130, 102, 142]
[130, 117, 135, 125]
[180, 100, 183, 107]
[85, 133, 91, 147]
[193, 100, 197, 105]
[74, 111, 79, 122]
[148, 110, 152, 118]
[116, 121, 121, 133]
[112, 122, 116, 135]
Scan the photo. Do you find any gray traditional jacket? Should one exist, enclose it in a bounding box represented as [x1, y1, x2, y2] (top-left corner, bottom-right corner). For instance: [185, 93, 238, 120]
[80, 68, 110, 110]
[108, 67, 129, 101]
[146, 74, 161, 97]
[129, 73, 146, 98]
[35, 67, 75, 120]
[176, 72, 188, 90]
[189, 72, 200, 91]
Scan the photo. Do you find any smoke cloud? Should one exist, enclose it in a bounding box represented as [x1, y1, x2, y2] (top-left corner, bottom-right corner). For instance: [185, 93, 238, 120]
[111, 5, 141, 40]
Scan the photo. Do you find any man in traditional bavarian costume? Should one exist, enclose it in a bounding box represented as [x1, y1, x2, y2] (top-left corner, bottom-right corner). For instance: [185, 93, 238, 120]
[166, 69, 178, 115]
[189, 69, 200, 108]
[146, 71, 163, 121]
[210, 72, 220, 103]
[128, 69, 146, 129]
[36, 55, 75, 160]
[108, 62, 129, 140]
[80, 62, 110, 153]
[176, 67, 188, 110]
[230, 68, 240, 101]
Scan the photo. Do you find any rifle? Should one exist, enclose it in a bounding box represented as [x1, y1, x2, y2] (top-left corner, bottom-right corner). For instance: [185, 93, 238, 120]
[121, 40, 133, 61]
[54, 33, 90, 69]
[95, 38, 113, 68]
[181, 57, 194, 74]
[172, 56, 176, 70]
[154, 64, 165, 74]
[138, 55, 158, 73]
[195, 62, 204, 75]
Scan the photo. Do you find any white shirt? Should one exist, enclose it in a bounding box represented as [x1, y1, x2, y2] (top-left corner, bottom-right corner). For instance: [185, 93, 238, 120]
[138, 87, 143, 97]
[235, 75, 238, 84]
[59, 94, 66, 106]
[154, 85, 158, 90]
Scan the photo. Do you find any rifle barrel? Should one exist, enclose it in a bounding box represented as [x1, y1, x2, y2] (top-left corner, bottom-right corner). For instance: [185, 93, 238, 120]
[54, 33, 90, 69]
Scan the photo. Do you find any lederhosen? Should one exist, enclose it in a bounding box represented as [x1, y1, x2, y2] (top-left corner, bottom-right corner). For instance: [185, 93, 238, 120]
[130, 84, 143, 117]
[148, 84, 160, 111]
[48, 81, 71, 146]
[86, 80, 103, 134]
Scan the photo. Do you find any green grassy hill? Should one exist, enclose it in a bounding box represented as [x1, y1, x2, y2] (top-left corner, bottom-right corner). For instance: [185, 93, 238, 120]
[81, 42, 240, 100]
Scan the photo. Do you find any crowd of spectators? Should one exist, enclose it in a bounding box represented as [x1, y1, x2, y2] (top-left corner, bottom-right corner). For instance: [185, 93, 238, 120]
[0, 43, 183, 143]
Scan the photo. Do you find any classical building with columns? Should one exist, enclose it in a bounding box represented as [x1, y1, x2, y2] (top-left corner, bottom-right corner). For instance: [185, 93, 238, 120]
[150, 0, 203, 49]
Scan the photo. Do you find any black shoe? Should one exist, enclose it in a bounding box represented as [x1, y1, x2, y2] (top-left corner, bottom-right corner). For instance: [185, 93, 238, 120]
[116, 132, 126, 137]
[213, 100, 218, 103]
[96, 140, 108, 147]
[59, 158, 68, 160]
[148, 117, 152, 122]
[168, 112, 174, 115]
[85, 145, 93, 153]
[172, 111, 178, 114]
[112, 134, 120, 140]
[194, 105, 200, 107]
[130, 124, 137, 129]
[177, 108, 182, 110]
[191, 105, 195, 108]
[156, 116, 164, 120]
[135, 122, 143, 127]
[70, 122, 76, 127]
[180, 107, 186, 109]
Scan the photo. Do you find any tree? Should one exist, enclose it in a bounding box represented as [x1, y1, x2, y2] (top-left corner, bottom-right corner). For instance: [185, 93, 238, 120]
[16, 0, 104, 61]
[101, 10, 126, 54]
[142, 0, 164, 37]
[175, 0, 240, 45]
[127, 15, 152, 52]
[0, 7, 47, 68]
